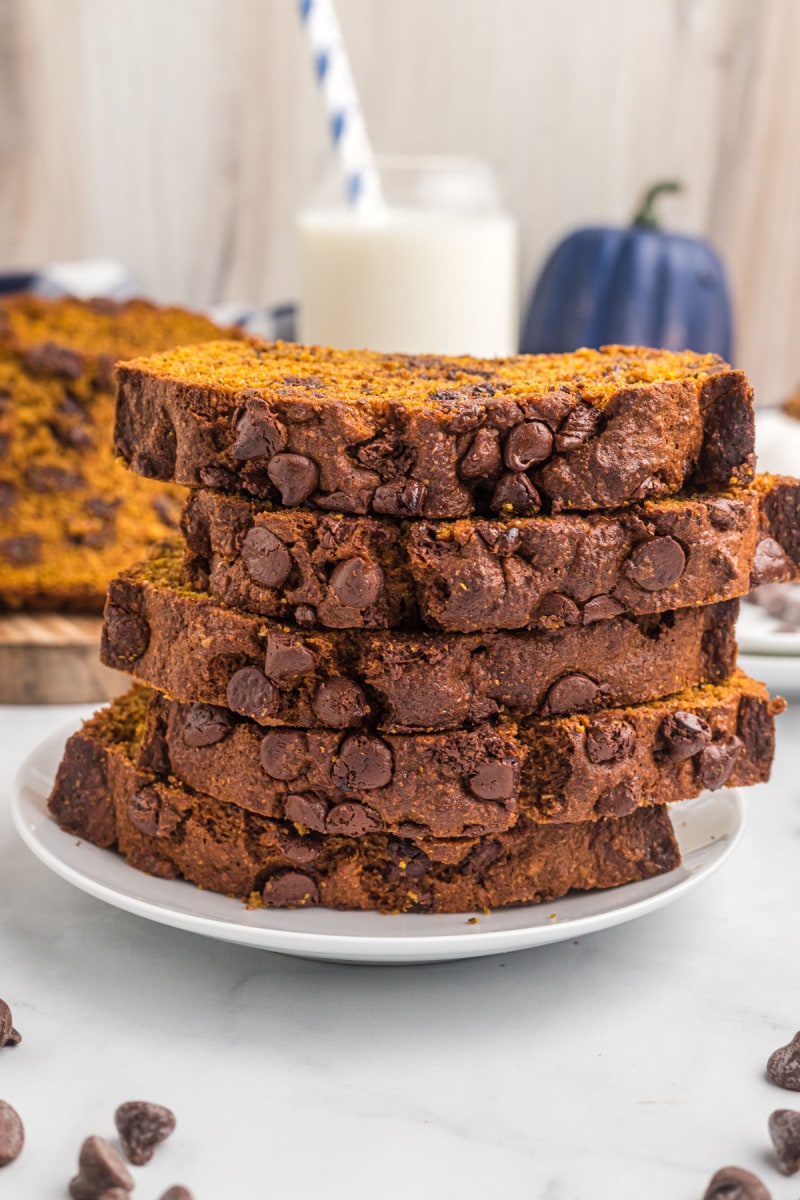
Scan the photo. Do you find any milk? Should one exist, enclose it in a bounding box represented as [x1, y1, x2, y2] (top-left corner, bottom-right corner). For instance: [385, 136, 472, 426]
[296, 159, 519, 357]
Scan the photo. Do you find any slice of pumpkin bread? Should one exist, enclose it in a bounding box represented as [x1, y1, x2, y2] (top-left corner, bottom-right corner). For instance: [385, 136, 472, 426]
[137, 671, 778, 837]
[47, 687, 682, 914]
[180, 475, 800, 631]
[100, 546, 738, 734]
[114, 339, 754, 518]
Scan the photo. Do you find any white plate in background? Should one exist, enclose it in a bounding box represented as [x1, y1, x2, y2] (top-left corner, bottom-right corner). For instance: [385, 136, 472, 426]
[736, 601, 800, 658]
[754, 407, 800, 478]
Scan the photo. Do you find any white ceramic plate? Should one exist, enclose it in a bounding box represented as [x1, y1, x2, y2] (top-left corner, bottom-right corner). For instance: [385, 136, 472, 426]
[12, 724, 745, 965]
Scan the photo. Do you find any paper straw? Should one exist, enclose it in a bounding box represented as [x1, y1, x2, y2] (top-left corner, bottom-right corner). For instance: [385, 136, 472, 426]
[298, 0, 383, 209]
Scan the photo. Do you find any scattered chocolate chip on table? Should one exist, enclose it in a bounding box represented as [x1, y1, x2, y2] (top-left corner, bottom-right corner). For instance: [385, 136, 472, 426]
[114, 1099, 176, 1165]
[767, 1108, 800, 1175]
[0, 1101, 24, 1167]
[69, 1135, 134, 1198]
[766, 1031, 800, 1091]
[703, 1165, 771, 1199]
[0, 999, 21, 1047]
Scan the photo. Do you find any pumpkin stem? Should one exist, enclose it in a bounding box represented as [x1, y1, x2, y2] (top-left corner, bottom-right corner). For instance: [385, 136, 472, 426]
[631, 181, 683, 229]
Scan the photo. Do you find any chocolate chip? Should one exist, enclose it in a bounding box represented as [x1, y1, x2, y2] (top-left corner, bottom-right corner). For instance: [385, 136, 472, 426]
[55, 423, 93, 450]
[151, 494, 181, 528]
[69, 1136, 133, 1198]
[0, 482, 15, 509]
[0, 999, 21, 1048]
[0, 535, 41, 564]
[240, 527, 292, 588]
[554, 403, 602, 452]
[585, 720, 637, 765]
[458, 427, 502, 479]
[356, 434, 416, 480]
[294, 605, 316, 625]
[767, 1032, 800, 1091]
[490, 472, 541, 515]
[625, 536, 687, 591]
[260, 730, 308, 780]
[86, 496, 121, 519]
[325, 801, 382, 835]
[768, 1109, 800, 1174]
[595, 781, 639, 816]
[582, 594, 625, 624]
[656, 711, 711, 762]
[0, 1101, 23, 1167]
[629, 475, 662, 502]
[373, 480, 427, 516]
[115, 1100, 176, 1166]
[332, 734, 393, 790]
[183, 704, 234, 748]
[284, 793, 328, 832]
[459, 840, 502, 877]
[70, 525, 115, 550]
[104, 607, 149, 663]
[262, 872, 319, 908]
[750, 537, 791, 587]
[311, 678, 366, 728]
[329, 557, 384, 608]
[226, 667, 278, 721]
[491, 526, 522, 556]
[279, 835, 320, 870]
[160, 1188, 194, 1200]
[263, 633, 317, 680]
[703, 1166, 771, 1199]
[545, 674, 600, 715]
[707, 498, 740, 530]
[138, 724, 171, 776]
[468, 760, 517, 801]
[385, 842, 431, 881]
[198, 465, 238, 491]
[23, 340, 83, 378]
[94, 351, 117, 392]
[267, 453, 319, 505]
[230, 394, 286, 460]
[25, 463, 84, 492]
[128, 787, 161, 837]
[504, 420, 553, 470]
[697, 736, 742, 790]
[534, 592, 580, 628]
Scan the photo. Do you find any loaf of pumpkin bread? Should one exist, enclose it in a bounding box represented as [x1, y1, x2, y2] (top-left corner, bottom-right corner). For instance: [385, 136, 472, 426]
[100, 546, 739, 733]
[114, 340, 754, 518]
[47, 687, 682, 913]
[138, 672, 779, 837]
[0, 294, 227, 610]
[180, 474, 800, 631]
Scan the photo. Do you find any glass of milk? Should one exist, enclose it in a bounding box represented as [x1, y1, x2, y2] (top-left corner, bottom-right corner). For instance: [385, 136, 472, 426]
[297, 156, 519, 357]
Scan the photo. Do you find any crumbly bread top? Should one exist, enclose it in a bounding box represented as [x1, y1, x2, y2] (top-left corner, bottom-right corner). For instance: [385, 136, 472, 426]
[118, 339, 728, 411]
[0, 294, 224, 359]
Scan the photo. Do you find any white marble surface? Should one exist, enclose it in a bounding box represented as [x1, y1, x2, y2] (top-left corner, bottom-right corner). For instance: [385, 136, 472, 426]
[1, 700, 799, 1199]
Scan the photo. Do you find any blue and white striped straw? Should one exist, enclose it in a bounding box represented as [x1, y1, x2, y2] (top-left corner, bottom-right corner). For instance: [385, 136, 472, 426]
[298, 0, 383, 210]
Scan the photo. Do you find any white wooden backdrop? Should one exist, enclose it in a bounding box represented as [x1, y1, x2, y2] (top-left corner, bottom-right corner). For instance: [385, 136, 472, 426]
[1, 0, 798, 403]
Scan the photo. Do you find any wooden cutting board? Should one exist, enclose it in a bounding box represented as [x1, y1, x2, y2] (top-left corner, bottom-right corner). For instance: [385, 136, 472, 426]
[0, 614, 127, 705]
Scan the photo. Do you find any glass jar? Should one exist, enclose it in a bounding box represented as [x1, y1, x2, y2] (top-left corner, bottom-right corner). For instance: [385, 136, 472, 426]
[296, 155, 518, 357]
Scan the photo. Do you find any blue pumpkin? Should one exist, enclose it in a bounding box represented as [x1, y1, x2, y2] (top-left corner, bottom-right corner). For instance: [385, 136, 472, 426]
[521, 181, 733, 360]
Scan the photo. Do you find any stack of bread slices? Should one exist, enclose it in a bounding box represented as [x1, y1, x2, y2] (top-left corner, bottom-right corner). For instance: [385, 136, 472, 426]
[48, 340, 797, 913]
